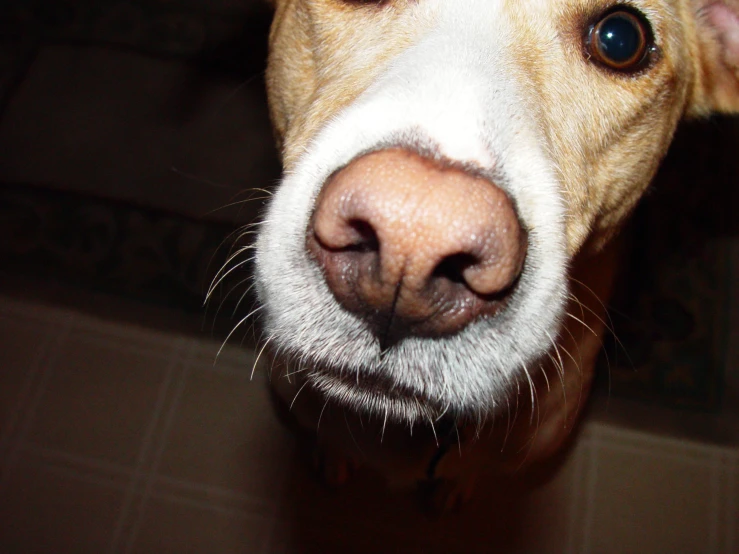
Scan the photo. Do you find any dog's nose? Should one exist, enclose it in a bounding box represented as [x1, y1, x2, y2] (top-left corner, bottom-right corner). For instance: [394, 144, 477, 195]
[307, 148, 527, 339]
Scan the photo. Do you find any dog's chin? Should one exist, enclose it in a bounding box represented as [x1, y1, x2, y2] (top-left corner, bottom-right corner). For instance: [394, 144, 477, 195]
[306, 367, 452, 424]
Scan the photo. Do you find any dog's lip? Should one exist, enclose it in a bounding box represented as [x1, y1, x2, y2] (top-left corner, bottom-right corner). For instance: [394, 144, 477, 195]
[307, 366, 446, 422]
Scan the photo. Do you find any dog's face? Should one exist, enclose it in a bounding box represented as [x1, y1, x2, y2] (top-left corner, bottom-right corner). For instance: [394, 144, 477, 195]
[255, 0, 739, 423]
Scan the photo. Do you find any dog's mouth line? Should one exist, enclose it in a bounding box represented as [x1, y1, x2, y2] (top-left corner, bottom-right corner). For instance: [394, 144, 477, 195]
[306, 366, 448, 423]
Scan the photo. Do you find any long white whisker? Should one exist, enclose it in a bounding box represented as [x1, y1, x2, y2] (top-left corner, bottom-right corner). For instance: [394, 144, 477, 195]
[290, 379, 311, 411]
[250, 333, 274, 381]
[205, 253, 255, 302]
[216, 305, 265, 361]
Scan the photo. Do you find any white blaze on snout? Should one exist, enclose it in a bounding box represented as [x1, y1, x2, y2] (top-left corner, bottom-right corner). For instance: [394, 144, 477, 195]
[255, 0, 568, 421]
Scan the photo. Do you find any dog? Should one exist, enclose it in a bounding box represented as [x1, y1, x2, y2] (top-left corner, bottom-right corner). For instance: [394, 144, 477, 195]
[246, 0, 739, 508]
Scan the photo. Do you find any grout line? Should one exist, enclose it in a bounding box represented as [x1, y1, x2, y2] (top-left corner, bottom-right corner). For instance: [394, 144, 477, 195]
[15, 454, 274, 523]
[258, 465, 292, 554]
[0, 295, 200, 357]
[0, 323, 57, 460]
[74, 332, 256, 379]
[590, 419, 731, 449]
[590, 436, 724, 467]
[22, 444, 134, 477]
[108, 337, 186, 554]
[120, 341, 197, 554]
[0, 297, 259, 377]
[565, 442, 587, 554]
[709, 452, 722, 554]
[259, 504, 281, 554]
[726, 454, 737, 554]
[579, 438, 599, 554]
[16, 442, 274, 514]
[146, 488, 272, 521]
[153, 474, 273, 508]
[17, 441, 272, 512]
[590, 422, 734, 458]
[0, 314, 73, 493]
[71, 333, 181, 361]
[34, 459, 132, 492]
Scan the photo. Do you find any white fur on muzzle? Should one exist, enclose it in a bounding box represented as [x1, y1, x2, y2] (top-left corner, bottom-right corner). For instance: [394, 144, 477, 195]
[255, 0, 569, 424]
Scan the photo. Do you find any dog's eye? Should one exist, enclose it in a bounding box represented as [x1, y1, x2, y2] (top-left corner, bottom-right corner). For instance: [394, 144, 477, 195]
[588, 10, 651, 71]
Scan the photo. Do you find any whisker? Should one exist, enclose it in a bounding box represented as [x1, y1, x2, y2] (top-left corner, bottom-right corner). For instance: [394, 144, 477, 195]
[251, 332, 274, 381]
[539, 361, 551, 392]
[290, 379, 311, 411]
[201, 194, 273, 219]
[216, 304, 265, 361]
[435, 402, 450, 422]
[381, 407, 390, 443]
[547, 351, 566, 393]
[569, 292, 634, 372]
[560, 323, 585, 374]
[205, 255, 255, 303]
[284, 364, 312, 379]
[232, 280, 258, 318]
[204, 275, 253, 337]
[426, 411, 439, 448]
[500, 385, 520, 453]
[316, 399, 330, 435]
[207, 243, 257, 291]
[516, 353, 537, 426]
[210, 72, 266, 120]
[343, 411, 367, 461]
[569, 276, 621, 323]
[564, 311, 599, 339]
[454, 423, 462, 457]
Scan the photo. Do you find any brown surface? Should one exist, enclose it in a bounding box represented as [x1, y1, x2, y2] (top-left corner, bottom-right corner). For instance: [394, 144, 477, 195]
[0, 293, 737, 553]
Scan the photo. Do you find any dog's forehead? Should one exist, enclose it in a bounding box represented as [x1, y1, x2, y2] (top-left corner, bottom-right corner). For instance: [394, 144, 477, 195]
[469, 0, 676, 36]
[351, 0, 680, 37]
[307, 0, 684, 66]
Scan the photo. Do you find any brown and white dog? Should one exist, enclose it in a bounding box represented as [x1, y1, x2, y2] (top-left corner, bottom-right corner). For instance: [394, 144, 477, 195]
[247, 0, 739, 506]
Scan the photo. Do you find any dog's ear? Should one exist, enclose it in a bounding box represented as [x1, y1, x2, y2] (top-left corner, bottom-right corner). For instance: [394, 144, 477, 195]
[695, 1, 739, 113]
[688, 0, 739, 114]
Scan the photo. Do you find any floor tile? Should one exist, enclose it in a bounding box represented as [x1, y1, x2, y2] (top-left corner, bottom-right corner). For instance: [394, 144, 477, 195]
[0, 316, 54, 441]
[729, 455, 737, 554]
[154, 361, 294, 504]
[128, 494, 271, 554]
[25, 333, 175, 467]
[585, 432, 716, 554]
[0, 458, 125, 553]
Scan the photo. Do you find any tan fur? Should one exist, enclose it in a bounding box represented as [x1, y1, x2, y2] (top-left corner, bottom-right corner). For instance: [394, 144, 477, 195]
[267, 0, 736, 252]
[262, 0, 739, 500]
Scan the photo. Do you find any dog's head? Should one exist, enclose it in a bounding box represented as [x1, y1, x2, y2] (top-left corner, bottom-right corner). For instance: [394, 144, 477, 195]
[254, 0, 739, 423]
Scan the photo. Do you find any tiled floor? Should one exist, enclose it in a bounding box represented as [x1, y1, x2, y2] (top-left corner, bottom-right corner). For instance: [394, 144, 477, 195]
[0, 293, 737, 554]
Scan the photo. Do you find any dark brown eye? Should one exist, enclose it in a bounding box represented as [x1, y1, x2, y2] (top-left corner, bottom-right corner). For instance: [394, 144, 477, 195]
[588, 10, 651, 71]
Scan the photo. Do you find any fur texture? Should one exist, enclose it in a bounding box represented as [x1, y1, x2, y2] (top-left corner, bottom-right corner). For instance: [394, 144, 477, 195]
[245, 0, 739, 491]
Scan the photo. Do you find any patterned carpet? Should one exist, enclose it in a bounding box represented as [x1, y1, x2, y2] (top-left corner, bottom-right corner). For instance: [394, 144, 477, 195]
[597, 119, 739, 412]
[1, 1, 737, 412]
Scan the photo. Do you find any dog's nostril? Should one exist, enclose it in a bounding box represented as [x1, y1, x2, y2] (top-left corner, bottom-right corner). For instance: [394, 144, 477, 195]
[432, 253, 479, 286]
[347, 219, 379, 253]
[312, 216, 379, 254]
